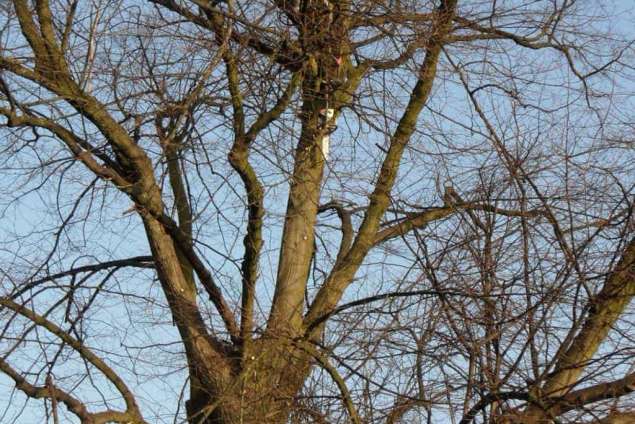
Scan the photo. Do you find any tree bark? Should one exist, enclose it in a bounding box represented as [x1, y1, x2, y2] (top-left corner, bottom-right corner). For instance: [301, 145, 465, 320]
[184, 338, 312, 424]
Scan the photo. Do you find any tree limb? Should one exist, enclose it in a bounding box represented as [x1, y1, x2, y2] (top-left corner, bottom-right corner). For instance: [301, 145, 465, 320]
[550, 371, 635, 416]
[540, 237, 635, 397]
[318, 201, 354, 265]
[0, 297, 144, 419]
[147, 0, 303, 70]
[302, 0, 461, 333]
[11, 256, 154, 298]
[0, 357, 146, 424]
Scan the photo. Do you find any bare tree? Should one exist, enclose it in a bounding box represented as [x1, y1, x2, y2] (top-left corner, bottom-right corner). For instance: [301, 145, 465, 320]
[0, 0, 634, 423]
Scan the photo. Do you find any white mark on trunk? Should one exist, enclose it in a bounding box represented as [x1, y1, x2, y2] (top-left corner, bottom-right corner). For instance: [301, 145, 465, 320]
[320, 108, 335, 160]
[321, 135, 330, 160]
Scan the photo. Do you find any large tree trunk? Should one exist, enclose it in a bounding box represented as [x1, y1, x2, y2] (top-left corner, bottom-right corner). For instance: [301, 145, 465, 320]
[185, 339, 312, 424]
[137, 169, 315, 424]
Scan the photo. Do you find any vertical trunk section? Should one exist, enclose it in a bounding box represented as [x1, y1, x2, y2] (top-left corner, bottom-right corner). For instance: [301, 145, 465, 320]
[268, 79, 328, 334]
[184, 338, 312, 424]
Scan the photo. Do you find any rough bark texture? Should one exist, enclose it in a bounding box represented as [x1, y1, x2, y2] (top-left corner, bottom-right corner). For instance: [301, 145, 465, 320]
[184, 339, 312, 424]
